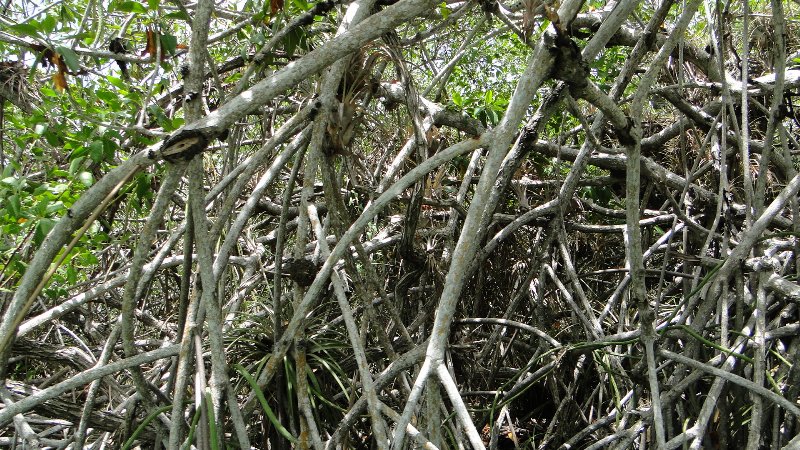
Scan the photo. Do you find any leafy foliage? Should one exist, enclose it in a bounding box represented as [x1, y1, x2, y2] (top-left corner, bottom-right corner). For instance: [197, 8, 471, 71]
[1, 0, 800, 448]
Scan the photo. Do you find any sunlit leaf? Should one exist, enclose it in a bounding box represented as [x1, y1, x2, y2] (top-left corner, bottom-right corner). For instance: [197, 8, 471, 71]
[9, 23, 41, 38]
[45, 201, 65, 214]
[107, 76, 128, 90]
[41, 15, 57, 33]
[60, 4, 74, 22]
[78, 171, 94, 187]
[439, 2, 450, 19]
[544, 3, 560, 29]
[451, 90, 463, 107]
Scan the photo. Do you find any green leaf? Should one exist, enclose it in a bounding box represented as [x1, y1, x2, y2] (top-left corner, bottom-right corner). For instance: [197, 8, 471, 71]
[66, 265, 78, 284]
[163, 10, 191, 20]
[78, 171, 94, 187]
[484, 89, 494, 104]
[278, 26, 308, 59]
[1, 176, 24, 189]
[45, 201, 65, 214]
[34, 197, 53, 216]
[95, 89, 118, 106]
[50, 182, 69, 194]
[291, 0, 310, 10]
[89, 140, 105, 162]
[41, 15, 57, 33]
[184, 403, 203, 449]
[70, 146, 90, 160]
[60, 4, 75, 22]
[9, 23, 41, 38]
[56, 46, 81, 72]
[284, 29, 302, 58]
[76, 31, 96, 46]
[69, 156, 85, 175]
[120, 405, 172, 450]
[250, 31, 265, 46]
[41, 87, 59, 98]
[234, 364, 298, 443]
[34, 218, 56, 246]
[160, 34, 178, 55]
[107, 76, 128, 90]
[147, 0, 159, 10]
[205, 391, 219, 450]
[79, 252, 99, 265]
[133, 172, 153, 210]
[104, 128, 124, 141]
[488, 109, 499, 125]
[439, 2, 450, 19]
[451, 90, 463, 107]
[43, 130, 61, 147]
[6, 194, 22, 218]
[115, 1, 147, 13]
[102, 138, 118, 160]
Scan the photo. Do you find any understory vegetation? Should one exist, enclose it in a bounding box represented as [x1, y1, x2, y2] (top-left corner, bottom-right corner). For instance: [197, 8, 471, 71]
[1, 0, 800, 448]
